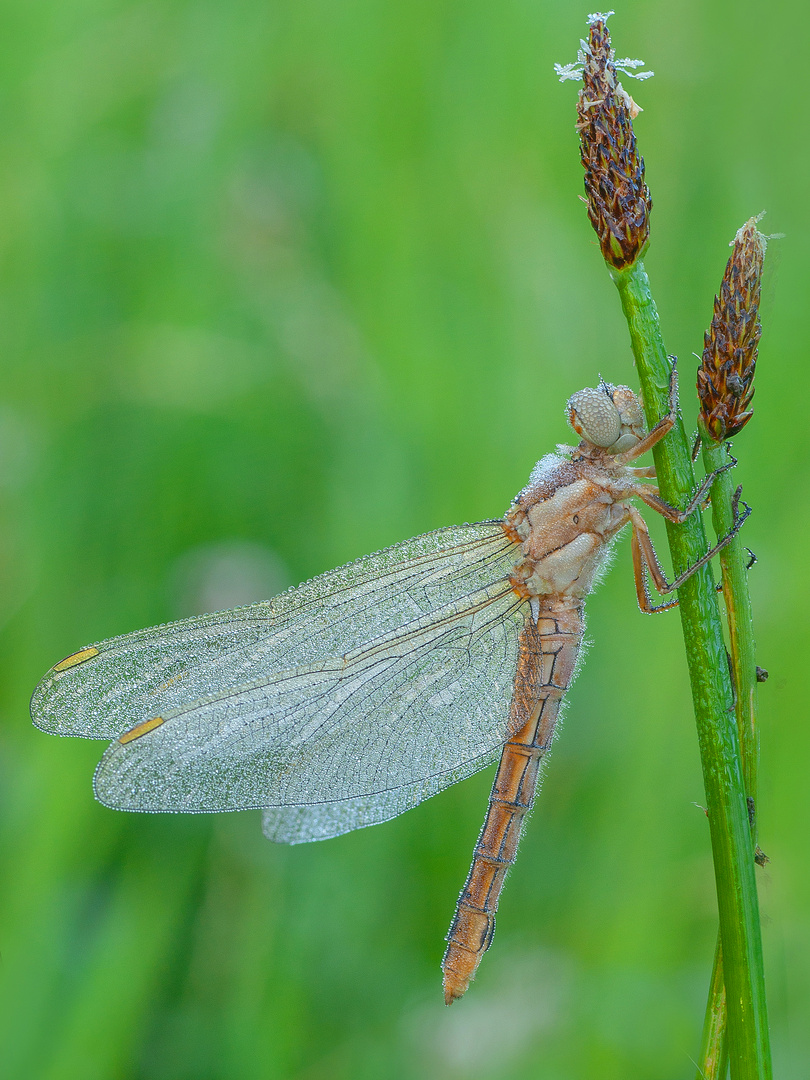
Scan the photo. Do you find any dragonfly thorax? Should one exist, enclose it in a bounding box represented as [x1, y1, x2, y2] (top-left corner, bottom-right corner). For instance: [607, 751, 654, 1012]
[504, 453, 632, 601]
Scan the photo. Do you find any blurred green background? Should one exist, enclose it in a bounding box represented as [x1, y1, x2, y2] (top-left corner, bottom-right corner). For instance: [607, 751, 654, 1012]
[0, 2, 805, 1077]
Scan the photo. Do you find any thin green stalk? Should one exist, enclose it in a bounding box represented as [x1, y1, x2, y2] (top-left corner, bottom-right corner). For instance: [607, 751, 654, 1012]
[703, 436, 760, 803]
[611, 259, 771, 1080]
[695, 435, 763, 1080]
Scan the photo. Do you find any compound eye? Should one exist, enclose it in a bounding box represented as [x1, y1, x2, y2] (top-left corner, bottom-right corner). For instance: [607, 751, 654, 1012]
[610, 385, 644, 432]
[567, 387, 622, 448]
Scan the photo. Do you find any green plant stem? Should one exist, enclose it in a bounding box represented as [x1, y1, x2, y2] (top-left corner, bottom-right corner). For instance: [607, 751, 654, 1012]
[695, 435, 763, 1080]
[611, 259, 771, 1080]
[702, 436, 760, 805]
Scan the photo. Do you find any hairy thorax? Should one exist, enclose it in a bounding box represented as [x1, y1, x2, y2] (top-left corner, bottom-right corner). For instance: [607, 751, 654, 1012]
[503, 452, 633, 600]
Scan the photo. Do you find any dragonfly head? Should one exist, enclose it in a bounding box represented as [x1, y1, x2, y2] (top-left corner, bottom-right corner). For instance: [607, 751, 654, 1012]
[567, 381, 646, 455]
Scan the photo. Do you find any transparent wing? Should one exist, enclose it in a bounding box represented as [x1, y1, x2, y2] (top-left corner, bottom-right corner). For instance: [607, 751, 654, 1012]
[92, 575, 529, 815]
[260, 749, 497, 844]
[31, 523, 517, 739]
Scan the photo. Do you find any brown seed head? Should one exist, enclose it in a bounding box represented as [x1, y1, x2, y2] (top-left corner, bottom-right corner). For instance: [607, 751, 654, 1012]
[697, 218, 767, 442]
[557, 13, 653, 270]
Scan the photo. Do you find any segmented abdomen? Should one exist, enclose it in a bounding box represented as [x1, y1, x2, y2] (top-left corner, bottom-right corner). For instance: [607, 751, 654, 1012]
[441, 600, 584, 1004]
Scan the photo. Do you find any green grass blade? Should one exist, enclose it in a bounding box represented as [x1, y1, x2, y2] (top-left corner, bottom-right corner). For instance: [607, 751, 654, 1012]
[612, 260, 772, 1080]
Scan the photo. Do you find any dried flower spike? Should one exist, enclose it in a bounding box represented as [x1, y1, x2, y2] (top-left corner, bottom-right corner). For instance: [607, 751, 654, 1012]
[697, 218, 767, 442]
[556, 13, 652, 270]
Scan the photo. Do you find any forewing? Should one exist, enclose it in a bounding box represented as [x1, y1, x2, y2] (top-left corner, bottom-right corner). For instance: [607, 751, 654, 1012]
[92, 579, 528, 813]
[32, 523, 516, 739]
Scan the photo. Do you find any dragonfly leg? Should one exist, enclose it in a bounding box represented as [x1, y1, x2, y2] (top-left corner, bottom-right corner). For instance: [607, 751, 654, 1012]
[626, 465, 657, 478]
[713, 546, 757, 595]
[628, 492, 751, 614]
[634, 447, 738, 524]
[691, 430, 701, 462]
[613, 356, 680, 465]
[630, 510, 679, 614]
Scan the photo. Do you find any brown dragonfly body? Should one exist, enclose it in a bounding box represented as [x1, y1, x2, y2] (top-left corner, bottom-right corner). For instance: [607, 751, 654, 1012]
[442, 372, 742, 1002]
[32, 367, 744, 1006]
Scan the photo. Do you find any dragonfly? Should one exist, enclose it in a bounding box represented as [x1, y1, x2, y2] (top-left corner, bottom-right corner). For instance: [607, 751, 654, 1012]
[31, 363, 746, 1005]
